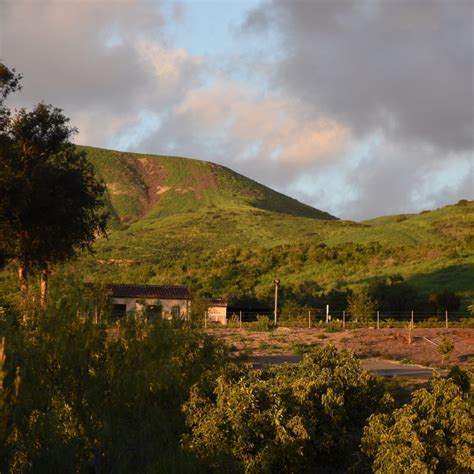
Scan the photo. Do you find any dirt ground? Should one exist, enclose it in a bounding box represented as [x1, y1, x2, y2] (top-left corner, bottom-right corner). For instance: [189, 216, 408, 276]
[206, 327, 474, 368]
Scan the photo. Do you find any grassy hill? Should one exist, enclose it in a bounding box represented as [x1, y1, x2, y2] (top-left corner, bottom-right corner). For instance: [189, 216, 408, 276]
[80, 145, 335, 224]
[1, 146, 473, 309]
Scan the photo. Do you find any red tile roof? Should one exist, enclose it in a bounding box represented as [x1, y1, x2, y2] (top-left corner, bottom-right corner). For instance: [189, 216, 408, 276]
[207, 298, 227, 307]
[106, 284, 192, 300]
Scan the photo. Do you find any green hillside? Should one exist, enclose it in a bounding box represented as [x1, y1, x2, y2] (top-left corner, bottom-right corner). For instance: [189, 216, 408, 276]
[80, 145, 335, 224]
[1, 146, 473, 309]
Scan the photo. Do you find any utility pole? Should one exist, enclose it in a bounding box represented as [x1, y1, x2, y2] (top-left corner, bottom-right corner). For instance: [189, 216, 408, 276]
[274, 279, 280, 326]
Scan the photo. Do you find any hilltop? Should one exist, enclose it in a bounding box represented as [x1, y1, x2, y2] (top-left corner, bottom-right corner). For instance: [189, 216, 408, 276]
[80, 145, 335, 224]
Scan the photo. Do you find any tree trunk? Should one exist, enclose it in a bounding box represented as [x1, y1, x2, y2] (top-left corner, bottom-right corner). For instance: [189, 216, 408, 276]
[40, 267, 49, 309]
[18, 263, 28, 303]
[18, 263, 29, 322]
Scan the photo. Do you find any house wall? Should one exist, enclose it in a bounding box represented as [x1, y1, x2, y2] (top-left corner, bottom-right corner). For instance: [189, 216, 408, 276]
[207, 306, 227, 325]
[110, 297, 190, 319]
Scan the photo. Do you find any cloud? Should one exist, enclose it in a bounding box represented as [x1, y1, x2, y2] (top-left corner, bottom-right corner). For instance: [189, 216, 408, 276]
[243, 0, 474, 153]
[0, 0, 203, 146]
[175, 81, 349, 164]
[138, 79, 349, 189]
[238, 0, 474, 217]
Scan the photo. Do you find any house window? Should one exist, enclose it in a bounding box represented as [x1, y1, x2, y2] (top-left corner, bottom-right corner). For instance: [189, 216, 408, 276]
[112, 304, 127, 319]
[146, 304, 162, 321]
[171, 305, 181, 318]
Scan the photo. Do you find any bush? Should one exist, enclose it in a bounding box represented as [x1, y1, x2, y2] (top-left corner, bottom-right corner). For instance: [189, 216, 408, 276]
[0, 279, 226, 472]
[182, 345, 391, 472]
[447, 366, 471, 394]
[438, 336, 455, 364]
[360, 376, 474, 473]
[247, 315, 273, 332]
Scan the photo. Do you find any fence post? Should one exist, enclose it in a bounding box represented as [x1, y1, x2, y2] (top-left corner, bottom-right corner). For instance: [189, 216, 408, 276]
[343, 310, 346, 329]
[326, 304, 329, 324]
[239, 311, 242, 330]
[204, 310, 207, 329]
[377, 310, 380, 330]
[407, 310, 414, 344]
[308, 310, 311, 329]
[445, 310, 448, 329]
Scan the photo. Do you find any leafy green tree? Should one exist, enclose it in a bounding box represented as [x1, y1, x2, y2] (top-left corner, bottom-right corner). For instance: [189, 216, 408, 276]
[183, 345, 390, 472]
[447, 366, 471, 394]
[0, 64, 107, 307]
[360, 376, 474, 473]
[438, 336, 455, 364]
[369, 276, 420, 311]
[346, 286, 377, 323]
[1, 276, 225, 472]
[0, 63, 21, 121]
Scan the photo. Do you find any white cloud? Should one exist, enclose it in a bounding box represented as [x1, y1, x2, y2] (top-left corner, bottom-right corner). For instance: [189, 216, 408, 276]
[173, 80, 349, 164]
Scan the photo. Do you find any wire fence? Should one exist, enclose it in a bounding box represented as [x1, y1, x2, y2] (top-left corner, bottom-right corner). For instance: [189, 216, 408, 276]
[204, 309, 474, 329]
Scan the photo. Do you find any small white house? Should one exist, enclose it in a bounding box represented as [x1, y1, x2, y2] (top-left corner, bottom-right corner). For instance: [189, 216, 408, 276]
[106, 284, 192, 320]
[207, 298, 227, 325]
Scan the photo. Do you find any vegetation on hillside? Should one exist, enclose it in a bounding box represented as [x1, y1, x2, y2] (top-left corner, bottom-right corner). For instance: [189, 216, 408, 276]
[62, 147, 473, 310]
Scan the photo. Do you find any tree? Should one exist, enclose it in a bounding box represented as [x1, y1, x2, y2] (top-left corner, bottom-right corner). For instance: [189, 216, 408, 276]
[346, 286, 377, 323]
[369, 276, 420, 312]
[438, 336, 454, 365]
[0, 64, 107, 307]
[428, 291, 461, 314]
[0, 276, 227, 471]
[360, 376, 474, 473]
[183, 345, 390, 472]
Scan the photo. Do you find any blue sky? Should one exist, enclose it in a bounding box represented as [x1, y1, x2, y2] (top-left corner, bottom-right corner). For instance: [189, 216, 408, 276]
[2, 0, 473, 219]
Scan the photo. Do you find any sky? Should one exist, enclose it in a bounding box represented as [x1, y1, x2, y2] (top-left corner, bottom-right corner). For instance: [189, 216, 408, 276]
[1, 0, 473, 220]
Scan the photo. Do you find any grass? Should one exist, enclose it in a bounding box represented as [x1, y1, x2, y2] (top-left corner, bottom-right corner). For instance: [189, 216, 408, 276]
[291, 341, 320, 355]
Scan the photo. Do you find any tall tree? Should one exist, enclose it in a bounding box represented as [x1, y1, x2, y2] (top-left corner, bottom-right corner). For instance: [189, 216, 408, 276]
[0, 64, 107, 308]
[346, 286, 377, 323]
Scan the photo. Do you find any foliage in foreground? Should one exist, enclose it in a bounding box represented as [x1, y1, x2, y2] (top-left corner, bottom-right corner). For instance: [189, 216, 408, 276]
[182, 345, 391, 472]
[360, 376, 474, 473]
[1, 278, 472, 473]
[0, 280, 226, 473]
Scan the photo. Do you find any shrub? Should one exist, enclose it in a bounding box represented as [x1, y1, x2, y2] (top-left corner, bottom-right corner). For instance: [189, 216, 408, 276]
[0, 337, 20, 454]
[0, 279, 226, 472]
[360, 376, 474, 473]
[291, 341, 319, 354]
[438, 336, 455, 364]
[183, 345, 391, 472]
[447, 366, 471, 394]
[247, 315, 273, 332]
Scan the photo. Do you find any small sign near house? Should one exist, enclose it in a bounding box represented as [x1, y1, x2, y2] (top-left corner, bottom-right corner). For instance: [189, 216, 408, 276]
[106, 284, 192, 320]
[207, 298, 227, 325]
